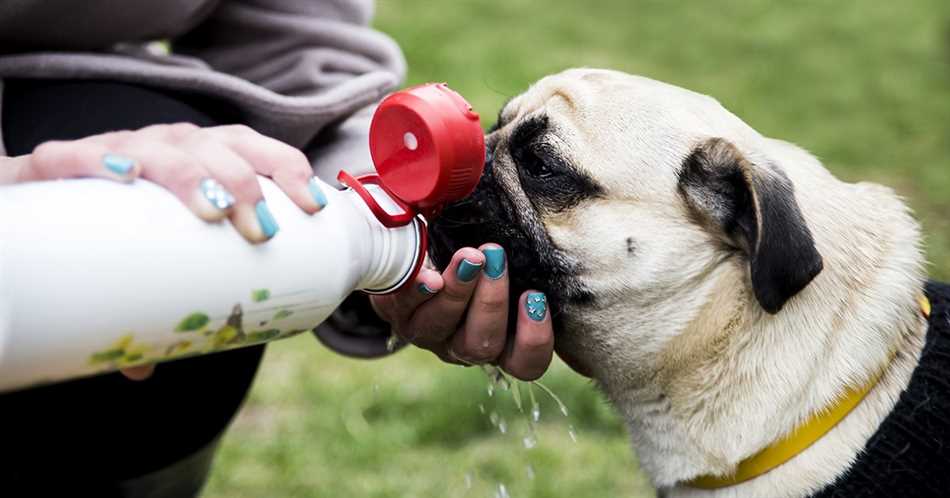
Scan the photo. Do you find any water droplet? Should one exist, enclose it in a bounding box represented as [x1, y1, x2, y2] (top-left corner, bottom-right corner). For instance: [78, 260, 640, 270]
[498, 418, 508, 434]
[478, 403, 486, 414]
[526, 464, 536, 480]
[533, 380, 570, 417]
[522, 434, 537, 449]
[511, 382, 524, 412]
[385, 334, 399, 352]
[495, 483, 510, 498]
[568, 424, 578, 443]
[527, 383, 541, 422]
[487, 382, 495, 397]
[464, 472, 473, 490]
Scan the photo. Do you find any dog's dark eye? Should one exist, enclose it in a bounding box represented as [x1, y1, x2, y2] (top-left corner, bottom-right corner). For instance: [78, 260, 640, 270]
[516, 145, 556, 179]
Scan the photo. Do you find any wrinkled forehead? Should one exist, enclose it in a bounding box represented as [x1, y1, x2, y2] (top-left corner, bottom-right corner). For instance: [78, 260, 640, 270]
[500, 69, 725, 131]
[496, 69, 764, 189]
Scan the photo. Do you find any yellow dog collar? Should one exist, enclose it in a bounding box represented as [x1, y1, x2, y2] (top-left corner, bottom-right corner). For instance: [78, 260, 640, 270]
[688, 294, 932, 490]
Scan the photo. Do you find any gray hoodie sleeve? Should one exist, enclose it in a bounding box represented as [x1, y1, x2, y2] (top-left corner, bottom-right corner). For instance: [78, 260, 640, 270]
[172, 0, 406, 103]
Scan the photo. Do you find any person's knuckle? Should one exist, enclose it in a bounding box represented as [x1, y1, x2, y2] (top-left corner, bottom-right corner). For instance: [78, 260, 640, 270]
[283, 157, 313, 181]
[94, 130, 134, 145]
[29, 142, 60, 173]
[230, 170, 262, 198]
[520, 331, 553, 353]
[33, 141, 87, 176]
[441, 285, 471, 305]
[137, 124, 166, 135]
[476, 293, 507, 314]
[31, 140, 66, 163]
[461, 338, 503, 363]
[148, 122, 199, 141]
[283, 146, 311, 167]
[166, 165, 203, 193]
[221, 124, 258, 138]
[169, 122, 200, 135]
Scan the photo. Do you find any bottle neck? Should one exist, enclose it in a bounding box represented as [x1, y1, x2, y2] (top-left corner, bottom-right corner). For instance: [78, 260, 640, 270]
[349, 184, 425, 294]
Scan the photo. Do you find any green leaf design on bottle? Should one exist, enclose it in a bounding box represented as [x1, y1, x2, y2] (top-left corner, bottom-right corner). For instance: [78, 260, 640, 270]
[212, 325, 239, 348]
[251, 289, 271, 302]
[165, 340, 193, 357]
[247, 329, 281, 343]
[89, 333, 153, 367]
[176, 312, 210, 332]
[89, 348, 124, 364]
[273, 309, 294, 321]
[124, 352, 144, 363]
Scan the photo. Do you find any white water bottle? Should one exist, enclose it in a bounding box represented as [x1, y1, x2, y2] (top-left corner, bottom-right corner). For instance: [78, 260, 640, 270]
[0, 83, 485, 393]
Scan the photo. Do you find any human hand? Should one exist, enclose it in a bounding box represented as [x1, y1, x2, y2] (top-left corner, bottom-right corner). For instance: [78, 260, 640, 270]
[0, 123, 327, 241]
[370, 245, 555, 381]
[0, 123, 328, 380]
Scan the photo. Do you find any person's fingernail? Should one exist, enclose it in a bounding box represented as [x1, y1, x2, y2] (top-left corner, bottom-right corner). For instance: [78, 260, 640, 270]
[456, 259, 483, 282]
[199, 178, 235, 211]
[482, 247, 506, 280]
[526, 292, 547, 321]
[309, 176, 328, 210]
[418, 283, 438, 295]
[255, 200, 280, 239]
[103, 153, 135, 176]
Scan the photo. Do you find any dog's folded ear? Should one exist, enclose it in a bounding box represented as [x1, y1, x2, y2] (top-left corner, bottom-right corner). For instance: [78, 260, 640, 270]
[678, 138, 823, 314]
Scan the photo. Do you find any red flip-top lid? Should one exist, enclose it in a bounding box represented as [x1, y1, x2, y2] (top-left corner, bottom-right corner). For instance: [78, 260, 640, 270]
[368, 83, 485, 215]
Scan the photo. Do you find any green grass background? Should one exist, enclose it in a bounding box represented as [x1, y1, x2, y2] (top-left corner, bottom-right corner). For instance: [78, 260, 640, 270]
[205, 1, 950, 496]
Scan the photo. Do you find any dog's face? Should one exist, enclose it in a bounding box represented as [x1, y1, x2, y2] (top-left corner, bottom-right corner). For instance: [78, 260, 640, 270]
[428, 68, 823, 381]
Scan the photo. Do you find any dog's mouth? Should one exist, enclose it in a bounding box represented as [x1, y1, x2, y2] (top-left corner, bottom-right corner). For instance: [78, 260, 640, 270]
[427, 173, 545, 302]
[427, 147, 593, 330]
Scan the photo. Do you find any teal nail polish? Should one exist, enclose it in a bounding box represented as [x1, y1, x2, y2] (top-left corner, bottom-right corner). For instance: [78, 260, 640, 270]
[456, 259, 483, 282]
[418, 283, 438, 295]
[309, 177, 328, 209]
[482, 247, 506, 280]
[103, 154, 134, 175]
[526, 292, 547, 321]
[255, 200, 280, 238]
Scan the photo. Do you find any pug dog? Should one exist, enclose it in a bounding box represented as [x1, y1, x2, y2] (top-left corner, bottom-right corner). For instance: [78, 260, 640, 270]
[428, 68, 949, 498]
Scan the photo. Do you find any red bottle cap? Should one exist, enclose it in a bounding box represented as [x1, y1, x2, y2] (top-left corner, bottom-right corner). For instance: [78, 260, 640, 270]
[369, 83, 485, 215]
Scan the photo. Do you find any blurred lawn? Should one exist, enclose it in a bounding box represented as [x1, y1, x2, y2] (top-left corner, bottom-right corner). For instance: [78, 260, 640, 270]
[205, 1, 950, 497]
